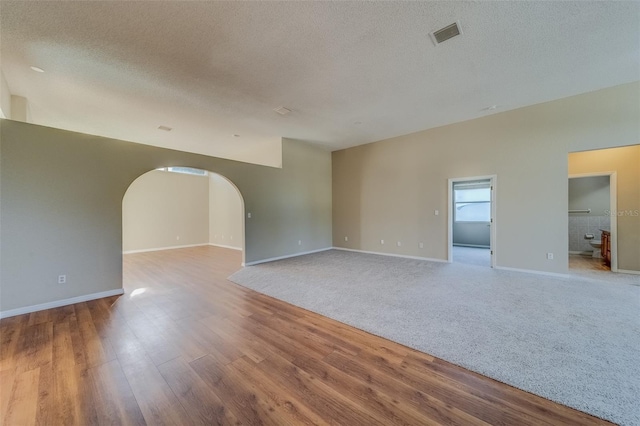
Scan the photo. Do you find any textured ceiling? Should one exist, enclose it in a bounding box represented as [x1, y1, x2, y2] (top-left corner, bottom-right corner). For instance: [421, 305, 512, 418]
[1, 1, 639, 166]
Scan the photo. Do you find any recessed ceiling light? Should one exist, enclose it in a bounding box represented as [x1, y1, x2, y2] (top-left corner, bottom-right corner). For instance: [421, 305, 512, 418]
[482, 105, 500, 111]
[158, 125, 172, 131]
[30, 66, 45, 73]
[274, 106, 291, 116]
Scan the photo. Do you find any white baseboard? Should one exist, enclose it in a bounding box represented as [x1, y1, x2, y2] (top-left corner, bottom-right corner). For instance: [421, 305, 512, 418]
[494, 266, 571, 279]
[453, 244, 490, 249]
[335, 247, 575, 278]
[0, 288, 125, 319]
[332, 247, 449, 263]
[123, 243, 209, 254]
[209, 243, 242, 251]
[617, 269, 640, 275]
[244, 247, 333, 266]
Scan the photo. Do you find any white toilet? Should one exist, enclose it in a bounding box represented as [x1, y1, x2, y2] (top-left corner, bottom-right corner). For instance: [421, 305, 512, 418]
[588, 239, 602, 258]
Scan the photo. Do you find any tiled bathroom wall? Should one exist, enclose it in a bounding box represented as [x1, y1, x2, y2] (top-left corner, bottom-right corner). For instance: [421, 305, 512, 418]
[568, 215, 611, 253]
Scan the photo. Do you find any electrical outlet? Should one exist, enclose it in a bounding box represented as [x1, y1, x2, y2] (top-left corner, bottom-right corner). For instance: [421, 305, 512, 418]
[344, 236, 348, 242]
[397, 241, 401, 247]
[547, 253, 554, 260]
[419, 242, 424, 249]
[434, 210, 439, 216]
[380, 239, 384, 245]
[298, 240, 302, 245]
[176, 236, 180, 240]
[58, 275, 66, 284]
[230, 236, 233, 240]
[247, 212, 251, 218]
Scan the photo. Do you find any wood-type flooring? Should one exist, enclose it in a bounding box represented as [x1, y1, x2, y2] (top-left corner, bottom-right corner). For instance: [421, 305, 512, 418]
[0, 246, 611, 425]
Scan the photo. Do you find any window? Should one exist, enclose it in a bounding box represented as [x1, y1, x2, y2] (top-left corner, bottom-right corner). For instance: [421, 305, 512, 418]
[156, 167, 208, 176]
[454, 183, 490, 222]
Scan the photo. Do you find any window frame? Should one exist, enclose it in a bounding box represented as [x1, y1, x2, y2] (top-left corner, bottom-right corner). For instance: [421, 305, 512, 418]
[453, 187, 491, 223]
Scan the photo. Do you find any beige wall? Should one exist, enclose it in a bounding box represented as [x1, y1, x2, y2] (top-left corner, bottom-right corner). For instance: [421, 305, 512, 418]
[209, 173, 243, 250]
[333, 82, 640, 274]
[10, 96, 30, 123]
[0, 71, 10, 119]
[123, 170, 210, 252]
[568, 176, 610, 216]
[0, 120, 332, 313]
[569, 146, 640, 271]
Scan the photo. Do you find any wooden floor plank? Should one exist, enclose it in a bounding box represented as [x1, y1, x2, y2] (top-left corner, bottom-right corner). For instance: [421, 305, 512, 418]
[14, 322, 53, 374]
[46, 365, 87, 425]
[158, 356, 241, 425]
[325, 349, 527, 426]
[0, 315, 26, 373]
[34, 363, 54, 426]
[27, 310, 51, 327]
[293, 352, 468, 426]
[2, 368, 40, 426]
[230, 356, 330, 426]
[0, 246, 613, 425]
[0, 368, 17, 424]
[74, 302, 116, 369]
[88, 360, 146, 426]
[120, 352, 193, 425]
[117, 306, 184, 367]
[52, 321, 76, 372]
[36, 321, 85, 426]
[256, 351, 386, 426]
[191, 354, 293, 426]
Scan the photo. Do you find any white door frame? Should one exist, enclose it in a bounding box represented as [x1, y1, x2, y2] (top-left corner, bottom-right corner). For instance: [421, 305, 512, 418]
[568, 172, 618, 272]
[447, 175, 497, 268]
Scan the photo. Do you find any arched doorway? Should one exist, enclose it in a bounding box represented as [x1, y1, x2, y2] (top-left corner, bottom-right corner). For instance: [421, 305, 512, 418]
[122, 166, 246, 266]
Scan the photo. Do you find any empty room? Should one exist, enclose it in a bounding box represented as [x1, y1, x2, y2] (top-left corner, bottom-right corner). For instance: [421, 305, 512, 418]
[1, 2, 639, 426]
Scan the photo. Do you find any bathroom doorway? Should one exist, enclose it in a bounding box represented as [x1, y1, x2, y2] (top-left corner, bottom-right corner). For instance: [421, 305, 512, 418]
[568, 173, 617, 273]
[448, 175, 496, 268]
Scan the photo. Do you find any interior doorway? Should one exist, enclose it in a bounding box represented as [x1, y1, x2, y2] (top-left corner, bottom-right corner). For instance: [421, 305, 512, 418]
[448, 175, 496, 268]
[568, 172, 617, 274]
[122, 166, 246, 264]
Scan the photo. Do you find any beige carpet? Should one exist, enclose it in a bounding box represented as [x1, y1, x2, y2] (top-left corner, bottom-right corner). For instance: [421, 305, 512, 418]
[452, 245, 491, 267]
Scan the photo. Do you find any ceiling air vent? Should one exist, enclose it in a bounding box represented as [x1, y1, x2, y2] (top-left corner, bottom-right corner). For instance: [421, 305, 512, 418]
[430, 21, 462, 45]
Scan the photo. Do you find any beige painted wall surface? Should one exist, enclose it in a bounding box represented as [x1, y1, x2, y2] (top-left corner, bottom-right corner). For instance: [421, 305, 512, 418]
[0, 71, 11, 119]
[569, 145, 640, 271]
[10, 96, 29, 123]
[568, 176, 610, 216]
[209, 174, 243, 250]
[123, 170, 209, 252]
[0, 120, 332, 312]
[333, 82, 640, 274]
